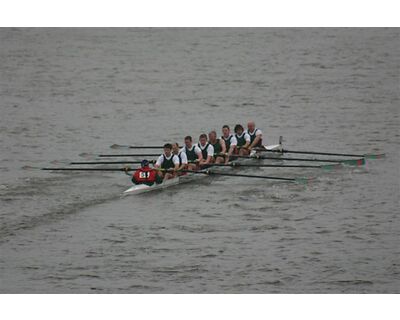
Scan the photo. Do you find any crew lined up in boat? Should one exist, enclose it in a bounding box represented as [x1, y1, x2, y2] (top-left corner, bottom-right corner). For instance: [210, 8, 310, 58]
[172, 142, 188, 173]
[234, 124, 251, 156]
[221, 125, 237, 163]
[197, 133, 214, 167]
[208, 130, 226, 164]
[127, 159, 162, 186]
[182, 135, 202, 170]
[154, 143, 180, 180]
[246, 121, 263, 149]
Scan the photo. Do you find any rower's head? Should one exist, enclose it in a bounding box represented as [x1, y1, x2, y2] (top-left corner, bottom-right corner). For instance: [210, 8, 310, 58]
[222, 125, 230, 138]
[171, 143, 180, 155]
[163, 143, 173, 157]
[234, 124, 244, 135]
[208, 130, 217, 143]
[184, 136, 193, 148]
[141, 159, 150, 168]
[247, 121, 255, 133]
[199, 133, 208, 146]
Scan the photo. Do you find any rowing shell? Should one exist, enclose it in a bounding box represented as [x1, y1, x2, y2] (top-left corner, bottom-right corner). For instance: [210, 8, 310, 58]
[122, 143, 282, 196]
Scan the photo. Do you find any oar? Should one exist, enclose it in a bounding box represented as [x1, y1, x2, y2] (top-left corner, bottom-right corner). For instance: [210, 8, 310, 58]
[41, 167, 139, 171]
[110, 144, 163, 149]
[257, 147, 385, 159]
[70, 160, 156, 165]
[235, 155, 366, 166]
[98, 153, 160, 157]
[41, 166, 175, 172]
[210, 163, 341, 170]
[182, 170, 311, 184]
[98, 152, 224, 158]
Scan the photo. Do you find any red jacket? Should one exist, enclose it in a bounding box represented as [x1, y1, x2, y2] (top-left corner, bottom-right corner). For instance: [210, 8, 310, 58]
[132, 167, 157, 184]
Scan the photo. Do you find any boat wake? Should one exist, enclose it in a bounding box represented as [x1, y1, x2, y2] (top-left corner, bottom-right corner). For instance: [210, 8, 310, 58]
[0, 174, 125, 243]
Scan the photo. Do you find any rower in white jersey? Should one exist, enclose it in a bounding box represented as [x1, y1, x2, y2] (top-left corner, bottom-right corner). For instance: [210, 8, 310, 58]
[221, 125, 237, 164]
[154, 143, 180, 180]
[182, 135, 203, 170]
[208, 130, 226, 164]
[197, 133, 214, 167]
[246, 121, 263, 150]
[234, 124, 251, 156]
[172, 142, 188, 174]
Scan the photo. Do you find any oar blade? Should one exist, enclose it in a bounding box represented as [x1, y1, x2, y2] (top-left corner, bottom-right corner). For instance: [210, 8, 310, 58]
[320, 163, 342, 171]
[294, 177, 309, 185]
[364, 153, 385, 159]
[110, 144, 130, 149]
[342, 158, 366, 166]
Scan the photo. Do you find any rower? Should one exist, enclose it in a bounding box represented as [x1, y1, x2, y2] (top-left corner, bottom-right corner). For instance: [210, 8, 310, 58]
[172, 142, 188, 174]
[234, 124, 251, 156]
[182, 135, 203, 170]
[154, 143, 180, 180]
[246, 121, 263, 150]
[197, 133, 214, 167]
[221, 125, 237, 164]
[208, 130, 226, 164]
[126, 159, 162, 186]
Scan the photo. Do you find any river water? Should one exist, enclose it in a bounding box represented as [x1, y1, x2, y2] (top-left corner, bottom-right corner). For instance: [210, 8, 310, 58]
[0, 28, 399, 293]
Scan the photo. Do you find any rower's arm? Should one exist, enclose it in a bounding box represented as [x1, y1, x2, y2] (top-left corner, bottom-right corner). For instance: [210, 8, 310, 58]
[154, 155, 162, 168]
[220, 139, 227, 154]
[243, 139, 251, 149]
[228, 145, 236, 156]
[196, 151, 203, 162]
[242, 133, 251, 149]
[228, 136, 238, 157]
[250, 134, 262, 149]
[179, 153, 188, 170]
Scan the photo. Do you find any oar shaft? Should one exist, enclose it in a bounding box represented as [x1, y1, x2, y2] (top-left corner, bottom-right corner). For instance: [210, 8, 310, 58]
[111, 144, 163, 149]
[272, 156, 343, 163]
[208, 171, 297, 181]
[42, 167, 137, 171]
[263, 148, 368, 157]
[181, 170, 297, 181]
[235, 155, 358, 163]
[70, 161, 155, 165]
[98, 154, 160, 157]
[211, 163, 324, 168]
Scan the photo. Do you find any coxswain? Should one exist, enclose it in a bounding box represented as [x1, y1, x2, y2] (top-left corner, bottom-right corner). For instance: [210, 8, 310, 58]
[197, 133, 214, 167]
[208, 130, 226, 164]
[234, 124, 251, 156]
[154, 143, 180, 180]
[246, 121, 263, 150]
[182, 135, 203, 170]
[172, 142, 188, 174]
[221, 125, 237, 163]
[126, 159, 161, 186]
